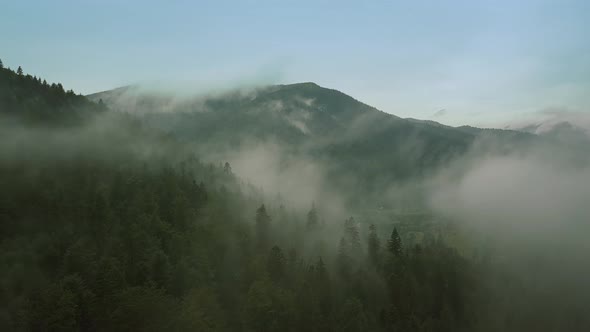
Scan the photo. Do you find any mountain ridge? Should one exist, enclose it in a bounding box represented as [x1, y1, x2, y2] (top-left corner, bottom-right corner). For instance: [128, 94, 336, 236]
[86, 81, 483, 207]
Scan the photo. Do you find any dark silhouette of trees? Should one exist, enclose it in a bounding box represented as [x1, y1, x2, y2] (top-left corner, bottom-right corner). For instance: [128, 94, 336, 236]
[267, 245, 285, 282]
[256, 204, 271, 250]
[388, 227, 402, 257]
[0, 59, 104, 122]
[223, 161, 232, 174]
[2, 63, 584, 332]
[306, 203, 318, 230]
[344, 217, 361, 256]
[368, 224, 381, 266]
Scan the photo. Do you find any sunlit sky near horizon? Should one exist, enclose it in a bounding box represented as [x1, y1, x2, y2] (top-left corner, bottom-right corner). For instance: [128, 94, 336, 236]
[2, 0, 589, 127]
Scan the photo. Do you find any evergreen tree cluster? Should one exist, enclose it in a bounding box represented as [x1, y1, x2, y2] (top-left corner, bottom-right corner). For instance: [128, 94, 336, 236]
[0, 59, 105, 123]
[0, 142, 483, 331]
[1, 59, 587, 331]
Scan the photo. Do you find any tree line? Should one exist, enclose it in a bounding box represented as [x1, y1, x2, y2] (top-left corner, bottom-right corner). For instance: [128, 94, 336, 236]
[1, 57, 587, 331]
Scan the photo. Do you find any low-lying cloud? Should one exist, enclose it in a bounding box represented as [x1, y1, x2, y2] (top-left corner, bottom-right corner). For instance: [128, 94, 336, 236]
[428, 142, 590, 306]
[504, 108, 590, 135]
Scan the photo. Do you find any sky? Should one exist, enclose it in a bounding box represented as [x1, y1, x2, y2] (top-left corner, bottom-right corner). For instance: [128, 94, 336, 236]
[1, 0, 589, 126]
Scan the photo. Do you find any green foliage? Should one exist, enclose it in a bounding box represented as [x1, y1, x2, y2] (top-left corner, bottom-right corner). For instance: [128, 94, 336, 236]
[256, 204, 271, 251]
[89, 82, 479, 209]
[336, 298, 369, 332]
[306, 203, 319, 231]
[368, 224, 381, 267]
[2, 65, 587, 331]
[0, 61, 105, 124]
[267, 246, 285, 283]
[388, 227, 402, 257]
[1, 137, 486, 331]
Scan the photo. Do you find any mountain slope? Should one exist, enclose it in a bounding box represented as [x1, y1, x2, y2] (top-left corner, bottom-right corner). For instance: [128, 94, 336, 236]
[87, 82, 476, 148]
[88, 83, 486, 207]
[1, 64, 497, 332]
[0, 64, 105, 123]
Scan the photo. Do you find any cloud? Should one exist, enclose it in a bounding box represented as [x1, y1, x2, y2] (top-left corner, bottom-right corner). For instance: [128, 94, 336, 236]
[502, 108, 590, 135]
[430, 154, 590, 236]
[427, 141, 590, 308]
[431, 108, 447, 118]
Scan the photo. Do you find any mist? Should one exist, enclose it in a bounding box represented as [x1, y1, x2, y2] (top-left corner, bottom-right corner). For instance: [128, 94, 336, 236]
[423, 138, 590, 328]
[3, 59, 590, 331]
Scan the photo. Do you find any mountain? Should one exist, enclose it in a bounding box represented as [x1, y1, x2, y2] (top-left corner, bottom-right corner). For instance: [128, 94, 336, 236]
[504, 111, 590, 146]
[88, 82, 536, 208]
[89, 82, 393, 143]
[0, 64, 490, 332]
[4, 64, 590, 331]
[514, 120, 590, 146]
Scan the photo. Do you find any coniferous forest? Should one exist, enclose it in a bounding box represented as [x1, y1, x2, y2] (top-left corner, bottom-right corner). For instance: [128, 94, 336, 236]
[1, 60, 589, 332]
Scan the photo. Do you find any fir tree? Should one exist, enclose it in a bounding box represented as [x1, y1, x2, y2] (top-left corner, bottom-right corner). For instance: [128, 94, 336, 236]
[255, 204, 271, 250]
[368, 224, 381, 266]
[267, 245, 285, 282]
[388, 227, 402, 257]
[344, 217, 361, 253]
[306, 203, 318, 230]
[223, 162, 232, 174]
[337, 237, 351, 278]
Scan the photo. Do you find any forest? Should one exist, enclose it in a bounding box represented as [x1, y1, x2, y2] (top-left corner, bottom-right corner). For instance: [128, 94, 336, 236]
[1, 60, 589, 332]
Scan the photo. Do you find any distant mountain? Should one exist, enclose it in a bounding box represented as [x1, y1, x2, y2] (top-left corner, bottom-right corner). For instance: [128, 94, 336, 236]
[89, 82, 539, 207]
[504, 111, 590, 147]
[88, 82, 463, 142]
[523, 121, 588, 143]
[89, 82, 393, 142]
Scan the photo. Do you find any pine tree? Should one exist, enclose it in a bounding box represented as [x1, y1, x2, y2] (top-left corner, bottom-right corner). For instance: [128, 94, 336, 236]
[315, 256, 332, 315]
[287, 248, 298, 269]
[267, 245, 285, 282]
[255, 204, 271, 250]
[316, 257, 327, 279]
[337, 237, 351, 278]
[368, 224, 381, 266]
[223, 162, 232, 174]
[306, 203, 318, 230]
[315, 256, 329, 290]
[344, 217, 361, 253]
[0, 58, 3, 69]
[17, 66, 23, 75]
[388, 227, 402, 257]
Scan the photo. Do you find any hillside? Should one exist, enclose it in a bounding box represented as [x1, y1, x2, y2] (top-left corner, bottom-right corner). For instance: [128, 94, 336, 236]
[1, 61, 588, 331]
[89, 82, 538, 208]
[0, 63, 105, 124]
[1, 63, 492, 332]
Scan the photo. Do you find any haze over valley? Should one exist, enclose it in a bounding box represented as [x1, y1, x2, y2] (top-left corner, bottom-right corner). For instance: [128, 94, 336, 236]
[1, 1, 589, 331]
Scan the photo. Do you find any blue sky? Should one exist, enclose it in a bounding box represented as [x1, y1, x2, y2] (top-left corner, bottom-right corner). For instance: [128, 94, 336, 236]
[2, 0, 589, 126]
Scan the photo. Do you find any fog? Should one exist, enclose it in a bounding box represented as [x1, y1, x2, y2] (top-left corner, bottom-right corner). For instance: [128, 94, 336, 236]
[427, 132, 590, 247]
[424, 139, 590, 323]
[503, 108, 590, 135]
[0, 113, 183, 165]
[5, 79, 588, 329]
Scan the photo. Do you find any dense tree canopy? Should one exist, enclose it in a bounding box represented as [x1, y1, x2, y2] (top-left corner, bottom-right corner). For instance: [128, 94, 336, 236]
[0, 60, 105, 123]
[1, 59, 588, 331]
